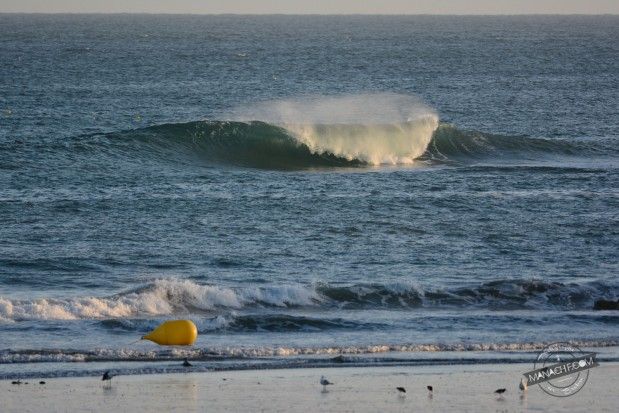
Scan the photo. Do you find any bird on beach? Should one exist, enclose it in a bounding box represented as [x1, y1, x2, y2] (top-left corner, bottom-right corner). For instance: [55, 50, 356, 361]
[182, 358, 192, 367]
[320, 376, 333, 392]
[519, 378, 528, 392]
[495, 388, 506, 396]
[396, 387, 406, 396]
[102, 371, 114, 387]
[427, 385, 433, 399]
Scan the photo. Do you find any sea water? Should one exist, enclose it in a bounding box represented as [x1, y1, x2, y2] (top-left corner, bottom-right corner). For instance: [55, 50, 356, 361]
[0, 14, 617, 378]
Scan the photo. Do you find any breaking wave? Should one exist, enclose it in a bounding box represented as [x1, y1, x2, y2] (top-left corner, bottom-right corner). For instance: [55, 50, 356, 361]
[92, 120, 617, 170]
[1, 278, 616, 322]
[103, 118, 439, 169]
[229, 93, 439, 165]
[6, 93, 617, 170]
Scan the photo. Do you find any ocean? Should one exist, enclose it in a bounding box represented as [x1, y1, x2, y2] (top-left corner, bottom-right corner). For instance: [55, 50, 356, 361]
[0, 14, 617, 379]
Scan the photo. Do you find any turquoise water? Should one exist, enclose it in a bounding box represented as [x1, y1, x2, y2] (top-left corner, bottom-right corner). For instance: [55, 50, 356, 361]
[0, 15, 617, 378]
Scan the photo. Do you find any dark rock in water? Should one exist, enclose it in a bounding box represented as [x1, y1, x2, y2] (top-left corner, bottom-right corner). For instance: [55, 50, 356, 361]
[39, 381, 46, 385]
[593, 299, 619, 310]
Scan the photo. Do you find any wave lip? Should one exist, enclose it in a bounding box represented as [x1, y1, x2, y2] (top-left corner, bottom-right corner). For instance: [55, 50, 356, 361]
[233, 93, 440, 166]
[287, 117, 438, 165]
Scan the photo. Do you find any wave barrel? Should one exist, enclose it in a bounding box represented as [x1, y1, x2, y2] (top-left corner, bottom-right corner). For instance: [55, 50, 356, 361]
[142, 320, 198, 346]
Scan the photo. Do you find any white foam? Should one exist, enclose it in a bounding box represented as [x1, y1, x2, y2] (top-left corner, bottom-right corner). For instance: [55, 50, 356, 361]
[0, 279, 322, 321]
[1, 278, 609, 321]
[289, 118, 438, 165]
[2, 339, 617, 366]
[231, 93, 440, 165]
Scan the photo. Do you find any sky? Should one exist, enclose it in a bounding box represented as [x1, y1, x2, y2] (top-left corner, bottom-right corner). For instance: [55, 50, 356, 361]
[0, 1, 618, 14]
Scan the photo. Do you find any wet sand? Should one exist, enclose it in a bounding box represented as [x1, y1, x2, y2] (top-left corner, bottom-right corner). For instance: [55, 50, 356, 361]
[2, 362, 617, 412]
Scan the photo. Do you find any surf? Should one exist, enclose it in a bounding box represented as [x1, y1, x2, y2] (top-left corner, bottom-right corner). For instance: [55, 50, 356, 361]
[1, 278, 615, 322]
[37, 93, 616, 170]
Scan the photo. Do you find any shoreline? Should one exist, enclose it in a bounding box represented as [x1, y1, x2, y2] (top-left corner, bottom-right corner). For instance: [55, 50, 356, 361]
[3, 362, 617, 412]
[3, 344, 619, 381]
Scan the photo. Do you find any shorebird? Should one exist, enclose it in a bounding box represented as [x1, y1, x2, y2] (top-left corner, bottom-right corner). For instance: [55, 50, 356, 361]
[182, 358, 192, 367]
[519, 378, 528, 392]
[102, 371, 114, 388]
[396, 387, 406, 396]
[320, 376, 333, 392]
[427, 385, 433, 399]
[495, 388, 506, 395]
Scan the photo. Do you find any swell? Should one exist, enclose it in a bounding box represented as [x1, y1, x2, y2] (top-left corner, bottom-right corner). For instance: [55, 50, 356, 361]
[422, 124, 618, 165]
[107, 121, 367, 169]
[103, 118, 440, 168]
[4, 120, 615, 171]
[1, 278, 616, 322]
[105, 120, 617, 169]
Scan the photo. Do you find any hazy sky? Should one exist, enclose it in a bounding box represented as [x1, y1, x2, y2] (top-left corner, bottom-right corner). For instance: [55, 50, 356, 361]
[1, 1, 618, 14]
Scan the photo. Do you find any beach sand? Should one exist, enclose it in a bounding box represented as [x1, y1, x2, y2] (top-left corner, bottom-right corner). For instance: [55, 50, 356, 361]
[2, 362, 617, 412]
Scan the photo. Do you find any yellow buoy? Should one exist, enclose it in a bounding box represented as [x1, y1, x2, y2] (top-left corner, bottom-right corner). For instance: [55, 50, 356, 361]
[142, 320, 198, 346]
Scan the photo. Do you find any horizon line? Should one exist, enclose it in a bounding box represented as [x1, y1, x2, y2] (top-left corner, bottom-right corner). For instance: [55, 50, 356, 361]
[0, 12, 618, 16]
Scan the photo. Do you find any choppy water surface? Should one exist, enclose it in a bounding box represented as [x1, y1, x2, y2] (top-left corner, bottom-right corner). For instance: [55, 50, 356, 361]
[0, 15, 617, 378]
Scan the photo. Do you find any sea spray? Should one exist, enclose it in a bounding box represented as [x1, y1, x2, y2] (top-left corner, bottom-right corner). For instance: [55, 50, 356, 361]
[230, 93, 440, 165]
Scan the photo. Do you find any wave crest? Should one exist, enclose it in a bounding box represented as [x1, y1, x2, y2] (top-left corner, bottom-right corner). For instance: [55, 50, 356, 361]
[288, 117, 438, 165]
[231, 93, 439, 165]
[423, 124, 617, 164]
[0, 279, 322, 321]
[97, 119, 618, 170]
[1, 278, 615, 322]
